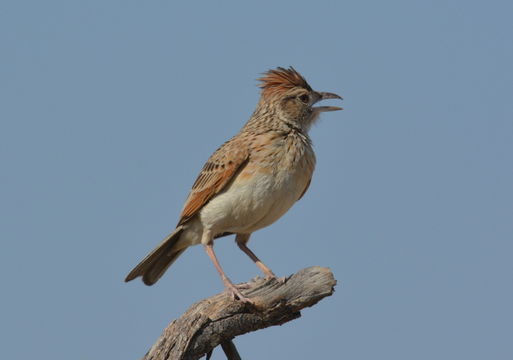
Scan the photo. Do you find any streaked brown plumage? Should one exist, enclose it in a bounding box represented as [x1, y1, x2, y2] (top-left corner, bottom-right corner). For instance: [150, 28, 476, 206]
[125, 67, 342, 302]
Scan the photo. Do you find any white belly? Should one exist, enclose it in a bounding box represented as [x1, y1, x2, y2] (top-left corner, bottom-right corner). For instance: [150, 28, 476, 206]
[198, 168, 309, 235]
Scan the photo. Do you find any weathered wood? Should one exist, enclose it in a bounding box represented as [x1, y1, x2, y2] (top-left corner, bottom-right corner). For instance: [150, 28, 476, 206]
[142, 266, 337, 360]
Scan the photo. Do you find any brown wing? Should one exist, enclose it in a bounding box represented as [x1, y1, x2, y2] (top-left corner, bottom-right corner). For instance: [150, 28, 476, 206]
[177, 138, 249, 225]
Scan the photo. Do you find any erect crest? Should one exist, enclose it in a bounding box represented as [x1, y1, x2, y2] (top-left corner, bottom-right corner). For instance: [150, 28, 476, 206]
[258, 67, 312, 98]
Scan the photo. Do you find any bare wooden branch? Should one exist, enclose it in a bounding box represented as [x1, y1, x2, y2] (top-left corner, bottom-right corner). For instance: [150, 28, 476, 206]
[220, 340, 241, 360]
[141, 266, 337, 360]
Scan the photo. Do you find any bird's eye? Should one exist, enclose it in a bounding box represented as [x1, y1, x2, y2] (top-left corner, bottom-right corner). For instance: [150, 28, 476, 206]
[298, 94, 309, 104]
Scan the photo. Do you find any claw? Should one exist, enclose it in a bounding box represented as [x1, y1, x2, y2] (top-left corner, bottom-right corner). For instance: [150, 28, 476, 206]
[226, 284, 253, 303]
[234, 282, 252, 290]
[275, 276, 286, 284]
[263, 274, 286, 284]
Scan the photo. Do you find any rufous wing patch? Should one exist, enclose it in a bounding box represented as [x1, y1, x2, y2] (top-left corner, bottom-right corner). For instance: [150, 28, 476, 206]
[178, 139, 249, 225]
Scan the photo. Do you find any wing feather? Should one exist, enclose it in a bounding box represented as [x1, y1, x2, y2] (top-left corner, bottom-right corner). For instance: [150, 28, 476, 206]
[177, 138, 249, 225]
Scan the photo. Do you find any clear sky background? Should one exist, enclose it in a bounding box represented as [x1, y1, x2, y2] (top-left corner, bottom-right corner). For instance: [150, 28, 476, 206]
[1, 1, 512, 359]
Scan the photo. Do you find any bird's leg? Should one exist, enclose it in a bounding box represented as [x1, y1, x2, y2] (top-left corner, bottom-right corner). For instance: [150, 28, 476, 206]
[236, 234, 283, 282]
[203, 242, 252, 303]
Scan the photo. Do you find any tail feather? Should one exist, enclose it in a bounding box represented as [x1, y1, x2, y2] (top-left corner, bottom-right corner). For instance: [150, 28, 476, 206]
[125, 226, 186, 285]
[142, 248, 185, 285]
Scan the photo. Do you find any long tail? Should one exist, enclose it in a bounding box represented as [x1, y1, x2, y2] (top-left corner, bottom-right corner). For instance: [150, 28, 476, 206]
[125, 226, 186, 286]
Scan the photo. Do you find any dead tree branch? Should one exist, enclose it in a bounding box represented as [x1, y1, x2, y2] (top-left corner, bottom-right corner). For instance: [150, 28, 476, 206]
[141, 266, 337, 360]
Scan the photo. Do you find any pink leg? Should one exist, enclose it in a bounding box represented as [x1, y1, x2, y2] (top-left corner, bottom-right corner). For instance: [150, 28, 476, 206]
[236, 234, 277, 279]
[203, 243, 252, 303]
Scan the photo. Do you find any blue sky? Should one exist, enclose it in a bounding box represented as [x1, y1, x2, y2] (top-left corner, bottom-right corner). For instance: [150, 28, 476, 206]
[1, 1, 512, 359]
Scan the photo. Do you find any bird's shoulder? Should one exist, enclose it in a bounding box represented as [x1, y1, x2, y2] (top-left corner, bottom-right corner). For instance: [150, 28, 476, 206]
[177, 134, 251, 225]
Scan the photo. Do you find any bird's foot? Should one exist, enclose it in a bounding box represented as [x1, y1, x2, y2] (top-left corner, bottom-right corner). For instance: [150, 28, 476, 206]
[226, 284, 253, 303]
[263, 273, 286, 284]
[275, 276, 287, 284]
[222, 277, 253, 303]
[234, 282, 252, 290]
[267, 276, 286, 285]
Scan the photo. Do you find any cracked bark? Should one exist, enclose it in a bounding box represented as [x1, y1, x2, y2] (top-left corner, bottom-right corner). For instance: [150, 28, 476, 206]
[140, 266, 337, 360]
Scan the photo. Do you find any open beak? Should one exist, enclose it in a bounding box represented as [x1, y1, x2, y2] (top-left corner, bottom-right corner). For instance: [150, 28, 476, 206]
[313, 91, 343, 112]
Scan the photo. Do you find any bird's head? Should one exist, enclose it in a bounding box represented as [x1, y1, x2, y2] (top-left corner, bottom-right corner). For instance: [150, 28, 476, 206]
[257, 67, 343, 130]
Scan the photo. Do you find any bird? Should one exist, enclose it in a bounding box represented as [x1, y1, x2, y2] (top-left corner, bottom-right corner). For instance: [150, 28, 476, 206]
[125, 67, 343, 302]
